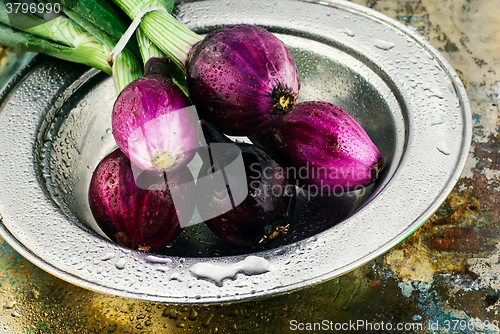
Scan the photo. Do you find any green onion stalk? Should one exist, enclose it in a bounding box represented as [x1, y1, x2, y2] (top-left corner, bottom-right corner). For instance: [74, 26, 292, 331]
[136, 28, 163, 64]
[0, 0, 141, 93]
[45, 0, 142, 93]
[0, 20, 110, 74]
[40, 0, 143, 63]
[110, 0, 203, 74]
[135, 28, 188, 95]
[50, 0, 140, 56]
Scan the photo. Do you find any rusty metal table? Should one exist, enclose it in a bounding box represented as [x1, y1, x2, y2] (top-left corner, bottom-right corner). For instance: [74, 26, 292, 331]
[0, 0, 498, 333]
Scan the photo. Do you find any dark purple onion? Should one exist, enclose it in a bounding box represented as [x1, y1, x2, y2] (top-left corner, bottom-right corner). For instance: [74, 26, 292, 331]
[112, 57, 200, 174]
[187, 24, 300, 136]
[88, 148, 195, 251]
[250, 101, 384, 192]
[196, 121, 295, 247]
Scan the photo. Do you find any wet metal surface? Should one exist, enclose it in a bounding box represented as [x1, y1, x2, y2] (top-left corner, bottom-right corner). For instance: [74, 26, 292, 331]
[0, 0, 470, 305]
[0, 0, 497, 332]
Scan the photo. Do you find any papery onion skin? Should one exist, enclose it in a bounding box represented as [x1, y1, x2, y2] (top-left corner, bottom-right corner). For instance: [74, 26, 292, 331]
[112, 57, 200, 174]
[186, 24, 300, 136]
[88, 149, 194, 251]
[197, 121, 295, 247]
[250, 101, 384, 192]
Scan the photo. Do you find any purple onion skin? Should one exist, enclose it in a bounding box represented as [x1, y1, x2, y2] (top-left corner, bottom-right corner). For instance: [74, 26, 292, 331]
[250, 101, 384, 192]
[198, 121, 294, 247]
[89, 149, 194, 251]
[187, 24, 300, 136]
[112, 58, 199, 174]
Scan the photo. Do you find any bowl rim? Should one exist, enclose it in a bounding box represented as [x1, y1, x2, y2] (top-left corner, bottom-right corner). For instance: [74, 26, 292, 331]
[0, 0, 472, 304]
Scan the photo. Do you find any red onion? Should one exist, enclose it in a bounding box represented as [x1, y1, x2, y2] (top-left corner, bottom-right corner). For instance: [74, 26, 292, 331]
[187, 24, 300, 135]
[112, 58, 201, 174]
[88, 148, 195, 251]
[250, 101, 384, 193]
[197, 121, 295, 247]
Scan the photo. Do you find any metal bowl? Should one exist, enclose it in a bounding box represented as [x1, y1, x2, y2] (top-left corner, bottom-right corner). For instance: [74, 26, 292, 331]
[0, 0, 471, 304]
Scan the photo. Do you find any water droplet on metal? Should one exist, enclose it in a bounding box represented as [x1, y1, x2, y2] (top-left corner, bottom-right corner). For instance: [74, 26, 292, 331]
[201, 313, 214, 327]
[115, 258, 126, 269]
[373, 39, 395, 50]
[188, 308, 198, 320]
[144, 255, 172, 264]
[437, 141, 451, 155]
[101, 253, 115, 261]
[341, 29, 355, 37]
[189, 256, 270, 286]
[4, 300, 16, 309]
[169, 272, 183, 281]
[156, 266, 170, 272]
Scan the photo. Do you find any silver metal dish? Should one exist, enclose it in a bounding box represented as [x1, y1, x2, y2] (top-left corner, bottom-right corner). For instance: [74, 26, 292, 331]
[0, 0, 471, 304]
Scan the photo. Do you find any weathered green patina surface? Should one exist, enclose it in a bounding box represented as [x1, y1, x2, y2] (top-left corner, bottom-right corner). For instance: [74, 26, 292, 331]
[0, 0, 499, 332]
